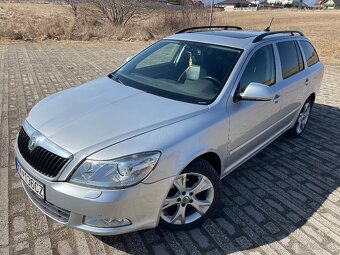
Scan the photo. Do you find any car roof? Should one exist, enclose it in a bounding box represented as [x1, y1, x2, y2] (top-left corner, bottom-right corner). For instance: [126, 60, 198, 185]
[166, 29, 306, 49]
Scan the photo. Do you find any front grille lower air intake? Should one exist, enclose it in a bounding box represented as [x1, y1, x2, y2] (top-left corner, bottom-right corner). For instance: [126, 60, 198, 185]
[17, 127, 69, 178]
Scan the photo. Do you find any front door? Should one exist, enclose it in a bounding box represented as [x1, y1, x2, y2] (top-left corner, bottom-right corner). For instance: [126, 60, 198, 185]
[225, 44, 285, 174]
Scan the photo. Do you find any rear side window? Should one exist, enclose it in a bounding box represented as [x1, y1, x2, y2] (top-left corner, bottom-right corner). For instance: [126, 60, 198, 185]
[295, 41, 304, 71]
[238, 44, 275, 93]
[277, 41, 301, 79]
[300, 41, 319, 67]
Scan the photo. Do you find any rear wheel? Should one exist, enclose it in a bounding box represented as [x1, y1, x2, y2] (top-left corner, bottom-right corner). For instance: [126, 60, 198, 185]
[160, 159, 220, 230]
[287, 98, 312, 138]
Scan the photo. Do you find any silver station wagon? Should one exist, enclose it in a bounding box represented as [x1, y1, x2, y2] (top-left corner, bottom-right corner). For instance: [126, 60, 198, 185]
[15, 26, 324, 235]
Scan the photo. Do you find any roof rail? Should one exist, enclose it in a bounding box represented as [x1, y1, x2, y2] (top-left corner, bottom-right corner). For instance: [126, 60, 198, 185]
[253, 30, 304, 43]
[175, 26, 243, 34]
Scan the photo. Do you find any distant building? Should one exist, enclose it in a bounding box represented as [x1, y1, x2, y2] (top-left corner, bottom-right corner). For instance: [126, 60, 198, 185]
[265, 0, 293, 4]
[292, 0, 317, 7]
[318, 0, 336, 7]
[213, 6, 226, 11]
[216, 0, 254, 10]
[247, 0, 318, 6]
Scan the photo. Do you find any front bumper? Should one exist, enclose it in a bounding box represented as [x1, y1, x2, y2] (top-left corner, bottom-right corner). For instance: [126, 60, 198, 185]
[15, 145, 175, 235]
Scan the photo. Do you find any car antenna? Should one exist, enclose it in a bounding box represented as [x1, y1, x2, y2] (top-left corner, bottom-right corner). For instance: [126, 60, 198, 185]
[264, 18, 274, 32]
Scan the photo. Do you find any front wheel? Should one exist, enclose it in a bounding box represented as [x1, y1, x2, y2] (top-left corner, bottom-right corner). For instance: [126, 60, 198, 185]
[159, 158, 221, 230]
[287, 98, 312, 138]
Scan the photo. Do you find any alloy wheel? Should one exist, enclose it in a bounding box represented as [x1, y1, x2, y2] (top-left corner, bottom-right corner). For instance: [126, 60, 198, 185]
[296, 102, 311, 134]
[160, 173, 214, 225]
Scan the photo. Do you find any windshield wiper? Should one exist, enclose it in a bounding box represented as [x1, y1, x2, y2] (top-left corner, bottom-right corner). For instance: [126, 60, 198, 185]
[108, 73, 125, 85]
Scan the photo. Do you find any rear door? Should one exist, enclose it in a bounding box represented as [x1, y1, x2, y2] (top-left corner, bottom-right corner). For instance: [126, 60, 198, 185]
[274, 40, 308, 128]
[297, 40, 324, 99]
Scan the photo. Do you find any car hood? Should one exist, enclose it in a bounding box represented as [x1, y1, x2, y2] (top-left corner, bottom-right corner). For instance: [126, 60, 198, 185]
[27, 76, 208, 154]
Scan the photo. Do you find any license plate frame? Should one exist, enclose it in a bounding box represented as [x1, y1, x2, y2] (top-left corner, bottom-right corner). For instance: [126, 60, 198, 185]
[16, 159, 45, 200]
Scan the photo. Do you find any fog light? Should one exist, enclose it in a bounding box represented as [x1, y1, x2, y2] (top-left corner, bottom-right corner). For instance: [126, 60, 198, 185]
[84, 216, 131, 228]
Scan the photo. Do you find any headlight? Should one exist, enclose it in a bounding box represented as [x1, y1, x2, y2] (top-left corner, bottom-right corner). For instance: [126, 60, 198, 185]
[70, 152, 160, 188]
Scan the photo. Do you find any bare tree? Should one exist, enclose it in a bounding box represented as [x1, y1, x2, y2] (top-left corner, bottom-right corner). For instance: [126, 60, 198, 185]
[91, 0, 142, 26]
[66, 0, 79, 17]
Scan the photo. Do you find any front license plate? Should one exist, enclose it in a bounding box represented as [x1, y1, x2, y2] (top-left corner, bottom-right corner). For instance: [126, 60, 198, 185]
[16, 160, 45, 200]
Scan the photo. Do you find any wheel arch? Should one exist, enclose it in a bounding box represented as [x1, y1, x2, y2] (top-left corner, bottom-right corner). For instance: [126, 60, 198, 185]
[308, 92, 316, 106]
[191, 152, 222, 178]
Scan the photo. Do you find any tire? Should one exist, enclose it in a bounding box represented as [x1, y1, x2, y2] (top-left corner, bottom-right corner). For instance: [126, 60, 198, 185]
[287, 98, 313, 138]
[159, 158, 221, 231]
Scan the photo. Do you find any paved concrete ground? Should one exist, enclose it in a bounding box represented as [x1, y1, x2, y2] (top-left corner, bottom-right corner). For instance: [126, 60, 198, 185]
[0, 41, 339, 255]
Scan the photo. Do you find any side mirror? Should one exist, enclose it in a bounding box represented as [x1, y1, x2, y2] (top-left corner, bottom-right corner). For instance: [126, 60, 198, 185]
[238, 82, 273, 101]
[125, 56, 133, 63]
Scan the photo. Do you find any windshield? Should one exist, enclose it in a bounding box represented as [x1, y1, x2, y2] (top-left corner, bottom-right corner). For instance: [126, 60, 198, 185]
[112, 40, 242, 104]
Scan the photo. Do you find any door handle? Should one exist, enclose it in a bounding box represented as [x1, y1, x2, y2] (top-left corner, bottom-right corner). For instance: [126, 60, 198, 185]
[273, 94, 280, 103]
[305, 78, 310, 86]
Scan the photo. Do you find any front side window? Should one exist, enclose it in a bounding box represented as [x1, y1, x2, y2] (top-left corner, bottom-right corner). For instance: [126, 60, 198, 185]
[238, 44, 276, 94]
[277, 41, 301, 79]
[113, 40, 242, 104]
[300, 41, 319, 67]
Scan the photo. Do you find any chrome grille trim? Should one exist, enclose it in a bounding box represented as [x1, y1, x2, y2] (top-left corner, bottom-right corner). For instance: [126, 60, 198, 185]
[17, 127, 70, 178]
[22, 121, 72, 159]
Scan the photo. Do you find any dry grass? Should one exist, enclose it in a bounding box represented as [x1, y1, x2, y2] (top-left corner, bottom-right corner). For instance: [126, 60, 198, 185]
[0, 3, 340, 64]
[213, 10, 340, 65]
[0, 2, 208, 41]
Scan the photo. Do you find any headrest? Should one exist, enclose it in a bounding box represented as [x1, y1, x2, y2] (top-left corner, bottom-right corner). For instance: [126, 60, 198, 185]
[186, 65, 201, 81]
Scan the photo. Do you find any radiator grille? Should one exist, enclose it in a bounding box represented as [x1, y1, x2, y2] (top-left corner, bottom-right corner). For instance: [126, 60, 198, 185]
[17, 127, 69, 178]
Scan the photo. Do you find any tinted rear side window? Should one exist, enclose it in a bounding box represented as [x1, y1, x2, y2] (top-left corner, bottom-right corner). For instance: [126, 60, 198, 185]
[295, 41, 304, 71]
[277, 41, 300, 79]
[300, 41, 319, 67]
